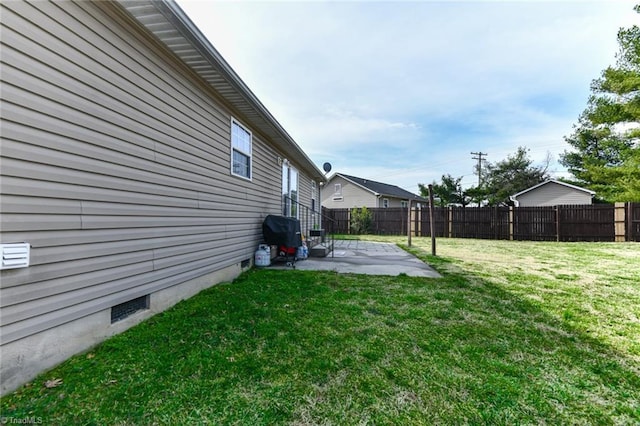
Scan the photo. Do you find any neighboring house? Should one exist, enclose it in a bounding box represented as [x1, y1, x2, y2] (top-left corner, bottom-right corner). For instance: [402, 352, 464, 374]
[0, 0, 324, 395]
[322, 173, 426, 209]
[510, 179, 595, 207]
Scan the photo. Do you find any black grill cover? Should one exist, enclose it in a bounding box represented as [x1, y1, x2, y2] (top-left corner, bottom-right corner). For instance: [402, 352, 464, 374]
[262, 215, 302, 248]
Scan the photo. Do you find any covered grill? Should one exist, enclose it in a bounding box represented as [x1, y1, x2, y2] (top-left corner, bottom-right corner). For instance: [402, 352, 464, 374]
[262, 215, 302, 267]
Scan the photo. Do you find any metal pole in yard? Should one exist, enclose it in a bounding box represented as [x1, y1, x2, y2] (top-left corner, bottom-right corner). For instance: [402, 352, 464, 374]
[407, 199, 412, 247]
[556, 206, 561, 242]
[428, 184, 436, 256]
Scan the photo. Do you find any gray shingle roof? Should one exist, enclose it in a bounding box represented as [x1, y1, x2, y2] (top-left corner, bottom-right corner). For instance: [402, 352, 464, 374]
[338, 174, 427, 201]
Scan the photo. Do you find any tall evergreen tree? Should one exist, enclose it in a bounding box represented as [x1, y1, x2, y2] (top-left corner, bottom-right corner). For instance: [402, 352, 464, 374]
[561, 5, 640, 201]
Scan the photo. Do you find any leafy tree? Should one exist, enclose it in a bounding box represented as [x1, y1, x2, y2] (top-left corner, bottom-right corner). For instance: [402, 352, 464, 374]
[468, 147, 550, 206]
[418, 174, 468, 206]
[560, 5, 640, 202]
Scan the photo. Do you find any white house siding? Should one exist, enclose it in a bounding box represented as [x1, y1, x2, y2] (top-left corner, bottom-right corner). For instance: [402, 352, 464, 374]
[515, 182, 593, 207]
[0, 0, 308, 394]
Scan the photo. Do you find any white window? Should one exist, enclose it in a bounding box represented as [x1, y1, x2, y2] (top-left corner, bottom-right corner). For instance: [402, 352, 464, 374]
[332, 183, 343, 201]
[231, 119, 252, 179]
[401, 200, 408, 208]
[382, 198, 389, 208]
[311, 181, 318, 212]
[282, 161, 298, 218]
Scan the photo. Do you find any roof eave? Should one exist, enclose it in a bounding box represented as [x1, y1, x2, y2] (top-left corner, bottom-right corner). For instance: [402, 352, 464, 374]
[335, 173, 426, 201]
[115, 0, 325, 182]
[334, 173, 380, 196]
[511, 179, 596, 199]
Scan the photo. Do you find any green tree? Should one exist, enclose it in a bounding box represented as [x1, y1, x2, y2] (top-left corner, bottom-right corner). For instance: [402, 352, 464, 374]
[468, 147, 550, 206]
[560, 5, 640, 202]
[350, 207, 372, 234]
[418, 174, 468, 206]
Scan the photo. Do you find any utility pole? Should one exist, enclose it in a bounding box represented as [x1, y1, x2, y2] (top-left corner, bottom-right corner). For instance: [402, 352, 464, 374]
[471, 152, 487, 207]
[470, 152, 487, 187]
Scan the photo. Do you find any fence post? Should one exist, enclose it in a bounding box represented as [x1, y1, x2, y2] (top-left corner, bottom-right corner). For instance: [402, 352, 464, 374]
[615, 202, 627, 242]
[509, 206, 514, 240]
[428, 185, 436, 255]
[628, 202, 634, 241]
[556, 206, 560, 242]
[448, 206, 453, 238]
[407, 200, 412, 247]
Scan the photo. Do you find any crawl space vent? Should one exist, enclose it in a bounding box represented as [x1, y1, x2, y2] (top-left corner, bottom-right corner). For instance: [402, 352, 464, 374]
[111, 295, 149, 323]
[1, 243, 31, 270]
[241, 258, 251, 269]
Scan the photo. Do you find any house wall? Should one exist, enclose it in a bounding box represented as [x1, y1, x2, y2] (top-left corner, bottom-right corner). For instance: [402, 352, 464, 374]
[0, 0, 310, 395]
[378, 197, 408, 208]
[301, 175, 321, 215]
[321, 176, 377, 208]
[515, 182, 593, 206]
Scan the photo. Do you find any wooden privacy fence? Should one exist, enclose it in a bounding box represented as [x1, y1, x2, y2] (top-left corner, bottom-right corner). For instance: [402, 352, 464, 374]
[325, 203, 640, 242]
[323, 207, 410, 235]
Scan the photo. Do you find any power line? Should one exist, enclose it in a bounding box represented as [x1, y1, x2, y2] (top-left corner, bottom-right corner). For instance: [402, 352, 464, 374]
[470, 151, 487, 187]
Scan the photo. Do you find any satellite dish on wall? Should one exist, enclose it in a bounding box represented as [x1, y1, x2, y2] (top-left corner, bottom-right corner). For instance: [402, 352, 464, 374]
[323, 162, 332, 174]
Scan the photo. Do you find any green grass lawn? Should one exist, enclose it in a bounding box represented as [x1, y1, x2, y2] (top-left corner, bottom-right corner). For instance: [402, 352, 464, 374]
[1, 238, 639, 424]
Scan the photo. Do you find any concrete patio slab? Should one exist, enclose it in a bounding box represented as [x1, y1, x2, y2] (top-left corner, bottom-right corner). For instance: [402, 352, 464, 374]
[268, 240, 441, 278]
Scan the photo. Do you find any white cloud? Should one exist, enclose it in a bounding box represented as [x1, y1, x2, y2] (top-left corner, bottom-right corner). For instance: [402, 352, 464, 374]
[286, 105, 422, 152]
[178, 0, 636, 191]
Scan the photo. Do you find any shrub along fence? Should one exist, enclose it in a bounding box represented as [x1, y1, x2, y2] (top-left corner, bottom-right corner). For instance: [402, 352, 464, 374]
[324, 203, 640, 242]
[323, 207, 410, 235]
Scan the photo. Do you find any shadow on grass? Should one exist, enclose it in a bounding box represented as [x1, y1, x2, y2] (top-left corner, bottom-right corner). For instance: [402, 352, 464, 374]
[1, 255, 638, 425]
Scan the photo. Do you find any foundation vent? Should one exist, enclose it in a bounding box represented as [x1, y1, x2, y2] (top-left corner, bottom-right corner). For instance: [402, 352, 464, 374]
[111, 295, 149, 323]
[1, 243, 31, 270]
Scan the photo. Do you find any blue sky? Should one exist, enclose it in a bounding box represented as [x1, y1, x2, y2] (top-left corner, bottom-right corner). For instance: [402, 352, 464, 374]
[177, 0, 636, 194]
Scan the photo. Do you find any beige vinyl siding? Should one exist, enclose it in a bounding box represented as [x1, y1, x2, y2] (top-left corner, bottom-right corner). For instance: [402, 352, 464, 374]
[296, 172, 314, 211]
[0, 0, 287, 345]
[378, 197, 408, 208]
[321, 176, 377, 208]
[515, 182, 593, 207]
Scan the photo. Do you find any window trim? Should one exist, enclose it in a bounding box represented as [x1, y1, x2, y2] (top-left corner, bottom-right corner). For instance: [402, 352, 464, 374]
[332, 183, 343, 201]
[311, 180, 317, 212]
[282, 160, 299, 218]
[230, 118, 252, 181]
[382, 198, 389, 208]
